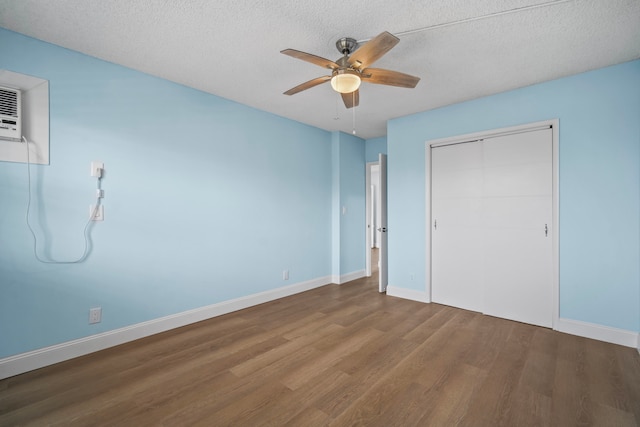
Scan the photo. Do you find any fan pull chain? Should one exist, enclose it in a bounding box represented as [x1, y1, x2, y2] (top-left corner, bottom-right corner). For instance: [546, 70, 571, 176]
[352, 92, 356, 135]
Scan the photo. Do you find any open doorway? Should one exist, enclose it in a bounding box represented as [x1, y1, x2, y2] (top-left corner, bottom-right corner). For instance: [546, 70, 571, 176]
[365, 162, 379, 278]
[365, 154, 387, 292]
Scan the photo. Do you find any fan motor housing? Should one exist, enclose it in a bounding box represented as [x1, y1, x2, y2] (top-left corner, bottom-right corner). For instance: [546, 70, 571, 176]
[335, 37, 358, 55]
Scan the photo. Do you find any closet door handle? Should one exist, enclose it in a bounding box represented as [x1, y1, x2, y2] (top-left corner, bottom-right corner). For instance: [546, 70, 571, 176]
[544, 224, 548, 237]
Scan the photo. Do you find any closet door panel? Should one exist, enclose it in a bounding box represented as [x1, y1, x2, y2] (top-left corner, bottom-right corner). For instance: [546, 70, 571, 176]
[431, 127, 553, 327]
[482, 129, 553, 327]
[431, 141, 484, 313]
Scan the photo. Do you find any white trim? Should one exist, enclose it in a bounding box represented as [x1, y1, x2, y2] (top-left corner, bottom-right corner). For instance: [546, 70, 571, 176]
[425, 119, 560, 328]
[425, 138, 433, 306]
[333, 270, 366, 285]
[550, 121, 560, 329]
[556, 318, 639, 349]
[0, 275, 332, 380]
[386, 285, 431, 303]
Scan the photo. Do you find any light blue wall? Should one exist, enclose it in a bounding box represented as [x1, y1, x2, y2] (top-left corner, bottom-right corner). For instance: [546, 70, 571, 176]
[331, 132, 366, 277]
[365, 136, 387, 163]
[387, 60, 640, 332]
[0, 29, 334, 357]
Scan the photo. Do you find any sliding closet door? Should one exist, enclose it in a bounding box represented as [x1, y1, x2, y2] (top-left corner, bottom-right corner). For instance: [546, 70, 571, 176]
[431, 141, 484, 313]
[482, 129, 553, 327]
[431, 127, 553, 328]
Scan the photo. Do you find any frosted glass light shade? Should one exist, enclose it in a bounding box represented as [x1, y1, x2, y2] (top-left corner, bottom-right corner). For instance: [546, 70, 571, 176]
[331, 71, 361, 93]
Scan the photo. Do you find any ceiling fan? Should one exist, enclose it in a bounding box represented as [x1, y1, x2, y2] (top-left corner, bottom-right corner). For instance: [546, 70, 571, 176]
[281, 31, 420, 109]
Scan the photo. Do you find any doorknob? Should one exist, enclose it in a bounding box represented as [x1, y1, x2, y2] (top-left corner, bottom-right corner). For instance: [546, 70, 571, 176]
[377, 227, 387, 232]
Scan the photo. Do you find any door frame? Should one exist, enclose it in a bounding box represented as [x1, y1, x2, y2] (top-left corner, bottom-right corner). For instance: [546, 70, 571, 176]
[425, 119, 560, 329]
[378, 153, 388, 292]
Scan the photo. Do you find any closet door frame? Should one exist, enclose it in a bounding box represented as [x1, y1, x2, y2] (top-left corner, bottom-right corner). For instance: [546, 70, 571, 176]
[424, 119, 560, 330]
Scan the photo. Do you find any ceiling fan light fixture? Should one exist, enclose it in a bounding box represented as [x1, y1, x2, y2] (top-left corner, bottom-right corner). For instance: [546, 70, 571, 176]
[331, 70, 361, 94]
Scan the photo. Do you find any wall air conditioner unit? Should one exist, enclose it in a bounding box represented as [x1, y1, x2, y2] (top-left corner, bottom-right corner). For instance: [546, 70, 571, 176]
[0, 86, 22, 141]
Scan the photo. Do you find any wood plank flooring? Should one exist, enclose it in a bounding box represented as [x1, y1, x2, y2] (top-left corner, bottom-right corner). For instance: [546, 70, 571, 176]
[2, 259, 639, 426]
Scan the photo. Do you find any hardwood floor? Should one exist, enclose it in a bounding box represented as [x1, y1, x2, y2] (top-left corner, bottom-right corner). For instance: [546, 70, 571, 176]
[2, 255, 639, 426]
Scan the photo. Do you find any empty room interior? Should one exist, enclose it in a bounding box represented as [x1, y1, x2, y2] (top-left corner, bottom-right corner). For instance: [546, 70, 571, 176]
[0, 1, 639, 425]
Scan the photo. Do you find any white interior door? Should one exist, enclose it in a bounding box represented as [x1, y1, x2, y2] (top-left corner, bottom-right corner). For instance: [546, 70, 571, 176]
[378, 153, 388, 293]
[431, 141, 484, 312]
[431, 128, 553, 327]
[482, 129, 553, 327]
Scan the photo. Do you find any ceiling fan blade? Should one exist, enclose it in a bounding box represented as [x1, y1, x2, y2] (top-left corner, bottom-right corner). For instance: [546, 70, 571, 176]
[281, 49, 339, 70]
[341, 90, 359, 109]
[283, 76, 332, 95]
[348, 31, 399, 69]
[362, 68, 420, 88]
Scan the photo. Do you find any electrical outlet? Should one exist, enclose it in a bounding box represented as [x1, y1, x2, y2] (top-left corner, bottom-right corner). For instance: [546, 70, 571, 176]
[283, 270, 289, 280]
[90, 204, 104, 221]
[91, 161, 104, 177]
[89, 307, 102, 324]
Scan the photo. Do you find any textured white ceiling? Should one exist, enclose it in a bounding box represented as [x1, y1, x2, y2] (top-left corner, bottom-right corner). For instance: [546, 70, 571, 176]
[0, 0, 638, 139]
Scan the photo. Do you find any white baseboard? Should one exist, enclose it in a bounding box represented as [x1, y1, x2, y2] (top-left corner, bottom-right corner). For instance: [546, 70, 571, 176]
[555, 318, 639, 349]
[386, 285, 431, 303]
[332, 270, 366, 285]
[0, 275, 332, 380]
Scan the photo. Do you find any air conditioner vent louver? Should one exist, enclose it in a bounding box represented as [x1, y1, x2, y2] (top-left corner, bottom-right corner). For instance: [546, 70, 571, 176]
[0, 88, 18, 117]
[0, 86, 21, 141]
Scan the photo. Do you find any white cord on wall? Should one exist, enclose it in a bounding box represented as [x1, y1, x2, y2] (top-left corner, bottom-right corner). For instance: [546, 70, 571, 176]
[22, 135, 101, 264]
